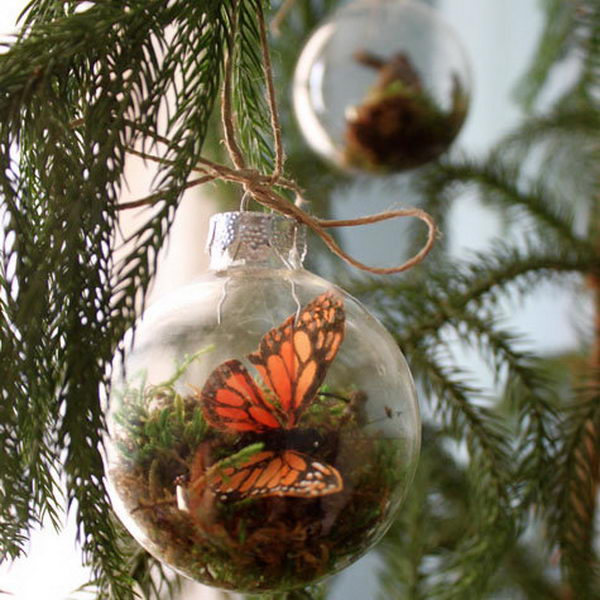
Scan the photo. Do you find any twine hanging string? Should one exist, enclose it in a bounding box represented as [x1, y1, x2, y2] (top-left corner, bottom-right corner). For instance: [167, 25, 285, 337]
[120, 1, 439, 275]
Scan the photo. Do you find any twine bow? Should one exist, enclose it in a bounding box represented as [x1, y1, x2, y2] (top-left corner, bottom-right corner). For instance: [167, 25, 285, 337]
[122, 1, 438, 275]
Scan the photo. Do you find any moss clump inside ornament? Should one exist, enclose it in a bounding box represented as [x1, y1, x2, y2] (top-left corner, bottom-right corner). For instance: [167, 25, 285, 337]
[105, 212, 420, 593]
[343, 50, 468, 173]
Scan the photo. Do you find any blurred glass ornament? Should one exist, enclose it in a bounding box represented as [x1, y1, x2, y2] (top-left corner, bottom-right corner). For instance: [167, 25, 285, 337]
[293, 0, 471, 174]
[105, 211, 420, 593]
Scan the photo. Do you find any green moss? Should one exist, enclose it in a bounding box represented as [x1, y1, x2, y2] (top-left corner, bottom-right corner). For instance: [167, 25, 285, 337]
[108, 359, 410, 593]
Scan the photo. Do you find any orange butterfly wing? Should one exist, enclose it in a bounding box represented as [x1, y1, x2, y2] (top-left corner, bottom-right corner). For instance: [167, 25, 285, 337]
[201, 359, 282, 433]
[248, 291, 345, 427]
[208, 449, 343, 501]
[197, 292, 345, 500]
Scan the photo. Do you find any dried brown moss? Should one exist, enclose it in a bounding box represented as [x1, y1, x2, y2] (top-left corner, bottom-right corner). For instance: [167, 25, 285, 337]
[109, 385, 409, 593]
[343, 50, 468, 173]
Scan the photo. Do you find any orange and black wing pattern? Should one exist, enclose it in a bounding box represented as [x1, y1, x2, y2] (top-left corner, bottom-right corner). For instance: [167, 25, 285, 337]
[208, 449, 343, 501]
[196, 291, 345, 501]
[201, 359, 282, 433]
[248, 291, 345, 428]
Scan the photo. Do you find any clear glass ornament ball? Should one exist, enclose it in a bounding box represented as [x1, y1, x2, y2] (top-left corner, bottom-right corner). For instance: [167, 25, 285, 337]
[105, 212, 420, 593]
[293, 0, 471, 174]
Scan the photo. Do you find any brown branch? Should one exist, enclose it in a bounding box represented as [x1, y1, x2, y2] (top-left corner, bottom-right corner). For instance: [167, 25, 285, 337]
[221, 0, 246, 170]
[568, 273, 600, 553]
[125, 146, 182, 170]
[117, 175, 215, 211]
[122, 118, 173, 147]
[257, 1, 284, 179]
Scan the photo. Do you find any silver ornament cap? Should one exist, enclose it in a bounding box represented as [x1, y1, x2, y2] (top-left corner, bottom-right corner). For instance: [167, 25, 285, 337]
[207, 211, 307, 271]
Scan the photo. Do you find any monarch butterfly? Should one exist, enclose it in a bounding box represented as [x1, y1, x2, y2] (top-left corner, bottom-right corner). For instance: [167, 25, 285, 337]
[196, 291, 345, 502]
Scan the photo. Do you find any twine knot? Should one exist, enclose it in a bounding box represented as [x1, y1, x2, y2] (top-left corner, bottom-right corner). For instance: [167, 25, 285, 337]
[119, 0, 439, 275]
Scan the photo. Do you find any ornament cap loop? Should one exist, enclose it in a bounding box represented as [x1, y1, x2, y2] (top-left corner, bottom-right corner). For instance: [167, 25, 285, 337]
[207, 211, 307, 271]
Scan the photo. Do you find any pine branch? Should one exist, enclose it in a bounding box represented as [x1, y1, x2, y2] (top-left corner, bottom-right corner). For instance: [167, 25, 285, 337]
[0, 0, 235, 594]
[127, 546, 183, 600]
[490, 536, 563, 600]
[446, 310, 559, 508]
[0, 155, 65, 557]
[376, 428, 471, 599]
[407, 347, 515, 599]
[498, 108, 600, 156]
[17, 0, 80, 28]
[577, 1, 600, 96]
[233, 0, 276, 172]
[347, 243, 578, 596]
[493, 108, 600, 203]
[0, 280, 51, 559]
[421, 158, 587, 251]
[350, 244, 595, 349]
[245, 585, 329, 600]
[514, 0, 576, 110]
[409, 348, 511, 494]
[548, 383, 600, 598]
[515, 0, 600, 109]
